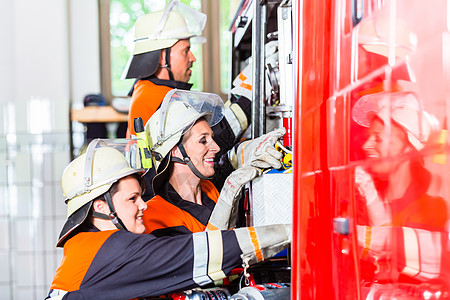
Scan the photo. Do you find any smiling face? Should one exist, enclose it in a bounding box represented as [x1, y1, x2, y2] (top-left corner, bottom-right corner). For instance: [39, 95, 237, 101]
[168, 39, 196, 82]
[362, 118, 412, 177]
[112, 175, 147, 234]
[179, 119, 220, 178]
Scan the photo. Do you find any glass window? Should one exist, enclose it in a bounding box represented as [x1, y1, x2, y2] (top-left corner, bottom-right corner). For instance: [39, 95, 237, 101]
[219, 0, 241, 94]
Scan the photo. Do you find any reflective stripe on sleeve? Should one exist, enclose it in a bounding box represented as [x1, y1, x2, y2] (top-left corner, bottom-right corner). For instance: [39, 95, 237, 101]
[230, 103, 248, 133]
[248, 227, 263, 261]
[224, 107, 244, 139]
[362, 226, 372, 259]
[401, 227, 420, 277]
[206, 230, 227, 281]
[401, 227, 442, 279]
[234, 227, 264, 262]
[192, 232, 212, 286]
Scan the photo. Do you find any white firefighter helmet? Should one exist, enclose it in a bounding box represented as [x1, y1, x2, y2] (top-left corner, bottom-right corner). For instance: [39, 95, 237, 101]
[144, 89, 224, 191]
[145, 89, 224, 167]
[352, 91, 440, 151]
[57, 139, 145, 247]
[122, 0, 206, 79]
[357, 16, 417, 58]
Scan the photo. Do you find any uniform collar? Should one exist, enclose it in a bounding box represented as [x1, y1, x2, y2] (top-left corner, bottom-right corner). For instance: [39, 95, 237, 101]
[147, 75, 193, 90]
[159, 180, 215, 225]
[127, 75, 193, 96]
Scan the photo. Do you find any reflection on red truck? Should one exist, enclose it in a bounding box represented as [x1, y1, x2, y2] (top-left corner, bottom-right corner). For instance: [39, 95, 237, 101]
[293, 0, 450, 299]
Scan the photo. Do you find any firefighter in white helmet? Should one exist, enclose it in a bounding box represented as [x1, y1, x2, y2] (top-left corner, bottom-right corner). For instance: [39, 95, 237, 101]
[46, 138, 291, 299]
[351, 90, 450, 297]
[142, 89, 285, 236]
[123, 1, 253, 200]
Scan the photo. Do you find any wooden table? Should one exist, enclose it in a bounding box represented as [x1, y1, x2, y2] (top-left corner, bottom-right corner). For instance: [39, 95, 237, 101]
[71, 106, 128, 123]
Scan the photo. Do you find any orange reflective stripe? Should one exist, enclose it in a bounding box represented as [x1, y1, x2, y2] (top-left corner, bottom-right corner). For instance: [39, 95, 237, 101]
[240, 141, 249, 165]
[206, 223, 219, 231]
[248, 227, 263, 262]
[238, 72, 247, 81]
[361, 226, 372, 259]
[239, 82, 252, 91]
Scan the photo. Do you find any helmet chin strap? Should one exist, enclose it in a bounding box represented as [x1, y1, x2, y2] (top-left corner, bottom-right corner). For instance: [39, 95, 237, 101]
[92, 191, 128, 231]
[159, 48, 175, 81]
[172, 142, 214, 180]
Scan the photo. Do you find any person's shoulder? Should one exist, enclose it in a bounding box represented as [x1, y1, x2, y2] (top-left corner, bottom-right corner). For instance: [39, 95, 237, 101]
[420, 193, 446, 206]
[147, 194, 175, 209]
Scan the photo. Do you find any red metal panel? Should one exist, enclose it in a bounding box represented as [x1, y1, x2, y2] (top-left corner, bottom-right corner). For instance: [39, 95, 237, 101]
[292, 0, 333, 298]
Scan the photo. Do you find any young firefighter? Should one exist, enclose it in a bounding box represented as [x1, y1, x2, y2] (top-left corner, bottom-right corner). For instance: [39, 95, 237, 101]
[142, 90, 285, 236]
[45, 139, 291, 299]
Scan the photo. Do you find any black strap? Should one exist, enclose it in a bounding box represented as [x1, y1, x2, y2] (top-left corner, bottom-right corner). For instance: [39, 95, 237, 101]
[104, 192, 127, 231]
[92, 211, 110, 220]
[165, 48, 175, 81]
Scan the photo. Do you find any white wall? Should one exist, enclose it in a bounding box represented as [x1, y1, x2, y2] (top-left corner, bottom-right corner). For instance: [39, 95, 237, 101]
[70, 0, 101, 106]
[0, 0, 15, 106]
[0, 0, 101, 299]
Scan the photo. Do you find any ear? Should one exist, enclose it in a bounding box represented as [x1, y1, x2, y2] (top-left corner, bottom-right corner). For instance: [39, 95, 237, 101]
[92, 199, 109, 214]
[154, 50, 168, 79]
[171, 145, 182, 158]
[159, 50, 166, 66]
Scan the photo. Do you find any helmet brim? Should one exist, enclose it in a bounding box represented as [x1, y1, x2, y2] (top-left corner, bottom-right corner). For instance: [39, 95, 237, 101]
[122, 50, 161, 80]
[56, 201, 93, 248]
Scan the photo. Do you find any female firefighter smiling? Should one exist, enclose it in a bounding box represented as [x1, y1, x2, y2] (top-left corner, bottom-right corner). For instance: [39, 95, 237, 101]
[46, 138, 290, 299]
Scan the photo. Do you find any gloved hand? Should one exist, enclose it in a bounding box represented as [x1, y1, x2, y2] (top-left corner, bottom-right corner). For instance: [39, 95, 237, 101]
[207, 166, 262, 231]
[233, 224, 291, 265]
[355, 166, 391, 226]
[228, 127, 286, 170]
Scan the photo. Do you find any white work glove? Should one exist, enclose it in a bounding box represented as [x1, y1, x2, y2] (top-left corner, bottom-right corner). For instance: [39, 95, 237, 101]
[207, 166, 262, 231]
[228, 127, 286, 170]
[234, 224, 291, 265]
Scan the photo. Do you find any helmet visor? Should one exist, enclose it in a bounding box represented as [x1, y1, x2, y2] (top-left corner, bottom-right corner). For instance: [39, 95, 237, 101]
[154, 0, 207, 43]
[156, 89, 224, 147]
[86, 138, 146, 169]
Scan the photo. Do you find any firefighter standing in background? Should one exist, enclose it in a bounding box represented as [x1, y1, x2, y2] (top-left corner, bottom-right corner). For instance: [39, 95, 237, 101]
[123, 1, 251, 155]
[46, 139, 291, 299]
[142, 90, 285, 236]
[352, 91, 450, 297]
